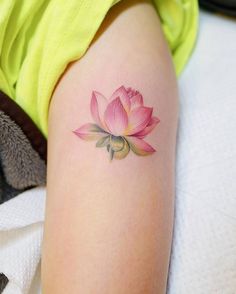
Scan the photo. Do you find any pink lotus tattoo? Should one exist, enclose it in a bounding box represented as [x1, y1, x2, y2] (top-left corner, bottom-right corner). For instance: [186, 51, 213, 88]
[73, 86, 160, 160]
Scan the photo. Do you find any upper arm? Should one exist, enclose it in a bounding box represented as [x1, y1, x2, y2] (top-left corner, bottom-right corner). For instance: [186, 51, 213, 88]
[42, 1, 178, 293]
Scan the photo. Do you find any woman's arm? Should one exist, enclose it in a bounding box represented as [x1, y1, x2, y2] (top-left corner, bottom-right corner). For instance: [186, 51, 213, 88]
[41, 1, 178, 293]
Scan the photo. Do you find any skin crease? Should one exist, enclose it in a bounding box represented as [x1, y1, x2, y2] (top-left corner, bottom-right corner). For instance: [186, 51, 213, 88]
[41, 0, 178, 293]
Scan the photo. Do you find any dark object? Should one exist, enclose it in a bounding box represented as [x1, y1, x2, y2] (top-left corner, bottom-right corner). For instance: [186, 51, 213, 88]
[0, 91, 47, 204]
[200, 0, 236, 16]
[0, 273, 8, 293]
[0, 92, 47, 163]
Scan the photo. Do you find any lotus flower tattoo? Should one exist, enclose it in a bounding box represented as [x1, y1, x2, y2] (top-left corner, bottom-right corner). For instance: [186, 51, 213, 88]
[73, 86, 160, 160]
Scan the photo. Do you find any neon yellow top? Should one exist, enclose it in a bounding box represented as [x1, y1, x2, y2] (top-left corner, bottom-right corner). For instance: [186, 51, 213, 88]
[0, 0, 198, 138]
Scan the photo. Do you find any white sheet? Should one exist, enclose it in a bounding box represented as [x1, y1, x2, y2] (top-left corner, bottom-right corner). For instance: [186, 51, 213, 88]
[168, 10, 236, 294]
[0, 10, 236, 294]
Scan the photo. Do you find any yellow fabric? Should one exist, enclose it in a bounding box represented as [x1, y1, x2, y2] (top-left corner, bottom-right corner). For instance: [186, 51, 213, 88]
[0, 0, 198, 138]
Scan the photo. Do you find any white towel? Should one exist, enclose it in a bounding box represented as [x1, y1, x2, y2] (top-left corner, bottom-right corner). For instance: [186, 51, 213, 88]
[0, 9, 236, 294]
[0, 187, 45, 294]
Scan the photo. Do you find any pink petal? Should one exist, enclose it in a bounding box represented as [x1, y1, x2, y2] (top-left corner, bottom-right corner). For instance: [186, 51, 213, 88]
[110, 86, 130, 113]
[73, 123, 105, 140]
[126, 106, 153, 135]
[90, 91, 108, 129]
[134, 116, 160, 138]
[125, 136, 156, 156]
[130, 93, 143, 109]
[104, 97, 128, 136]
[126, 87, 139, 98]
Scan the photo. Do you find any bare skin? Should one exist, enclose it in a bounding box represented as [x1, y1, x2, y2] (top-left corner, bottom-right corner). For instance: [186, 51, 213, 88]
[41, 1, 178, 293]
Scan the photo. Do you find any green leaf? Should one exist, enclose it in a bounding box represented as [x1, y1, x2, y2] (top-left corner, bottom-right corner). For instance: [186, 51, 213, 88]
[109, 148, 114, 161]
[96, 135, 110, 147]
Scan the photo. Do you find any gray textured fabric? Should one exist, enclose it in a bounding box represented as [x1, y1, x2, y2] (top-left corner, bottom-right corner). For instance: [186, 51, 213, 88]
[0, 273, 8, 293]
[0, 110, 46, 204]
